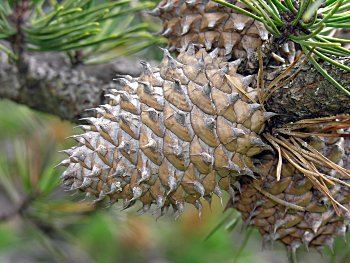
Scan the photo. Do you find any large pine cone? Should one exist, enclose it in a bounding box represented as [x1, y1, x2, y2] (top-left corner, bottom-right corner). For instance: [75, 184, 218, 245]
[59, 46, 274, 216]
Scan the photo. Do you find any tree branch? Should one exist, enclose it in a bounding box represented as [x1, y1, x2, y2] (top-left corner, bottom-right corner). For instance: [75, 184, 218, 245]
[267, 58, 350, 124]
[0, 49, 146, 122]
[0, 49, 349, 124]
[0, 192, 37, 222]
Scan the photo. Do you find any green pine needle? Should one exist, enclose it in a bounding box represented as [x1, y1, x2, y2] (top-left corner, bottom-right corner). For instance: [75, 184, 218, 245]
[321, 36, 350, 43]
[15, 0, 162, 63]
[303, 0, 325, 22]
[284, 0, 297, 13]
[212, 0, 263, 22]
[0, 44, 17, 61]
[291, 0, 307, 26]
[233, 228, 254, 263]
[308, 52, 350, 97]
[290, 23, 325, 40]
[310, 0, 345, 29]
[202, 211, 236, 242]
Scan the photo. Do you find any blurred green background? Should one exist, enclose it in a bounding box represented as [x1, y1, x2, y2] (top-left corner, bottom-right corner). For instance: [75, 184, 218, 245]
[1, 99, 350, 263]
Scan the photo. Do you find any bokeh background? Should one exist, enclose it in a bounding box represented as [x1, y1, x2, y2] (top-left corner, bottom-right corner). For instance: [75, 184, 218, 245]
[1, 96, 350, 263]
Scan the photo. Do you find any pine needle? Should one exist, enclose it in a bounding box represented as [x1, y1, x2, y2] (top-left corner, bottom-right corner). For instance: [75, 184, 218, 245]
[233, 227, 254, 263]
[263, 133, 282, 181]
[257, 44, 265, 106]
[253, 183, 306, 211]
[226, 74, 257, 104]
[264, 48, 314, 102]
[263, 114, 350, 216]
[276, 115, 350, 138]
[203, 211, 236, 242]
[263, 50, 306, 103]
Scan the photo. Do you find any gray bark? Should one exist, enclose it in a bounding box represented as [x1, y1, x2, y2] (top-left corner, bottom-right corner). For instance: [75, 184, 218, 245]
[0, 50, 349, 124]
[267, 58, 350, 124]
[0, 51, 146, 122]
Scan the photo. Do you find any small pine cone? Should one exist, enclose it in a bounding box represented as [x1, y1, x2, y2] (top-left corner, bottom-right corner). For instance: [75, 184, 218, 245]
[59, 46, 275, 216]
[152, 0, 297, 69]
[234, 135, 350, 253]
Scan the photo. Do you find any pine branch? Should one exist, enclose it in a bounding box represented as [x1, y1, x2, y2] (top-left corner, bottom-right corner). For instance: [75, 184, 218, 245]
[0, 49, 148, 122]
[0, 192, 37, 222]
[0, 50, 349, 124]
[267, 57, 350, 124]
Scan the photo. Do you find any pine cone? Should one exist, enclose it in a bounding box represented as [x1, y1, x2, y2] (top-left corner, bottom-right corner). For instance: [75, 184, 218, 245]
[59, 46, 274, 216]
[153, 0, 297, 69]
[234, 135, 350, 252]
